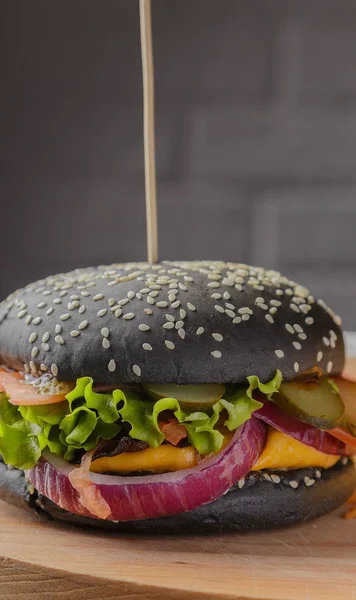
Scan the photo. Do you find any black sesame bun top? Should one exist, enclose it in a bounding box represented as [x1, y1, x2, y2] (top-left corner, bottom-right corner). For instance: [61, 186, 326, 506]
[0, 261, 344, 384]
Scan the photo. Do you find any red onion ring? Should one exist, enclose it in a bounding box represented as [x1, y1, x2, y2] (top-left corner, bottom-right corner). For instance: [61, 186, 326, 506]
[255, 398, 352, 456]
[26, 417, 266, 521]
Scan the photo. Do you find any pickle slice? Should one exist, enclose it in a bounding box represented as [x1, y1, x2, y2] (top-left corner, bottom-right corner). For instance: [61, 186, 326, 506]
[273, 377, 345, 430]
[144, 383, 225, 410]
[332, 378, 356, 436]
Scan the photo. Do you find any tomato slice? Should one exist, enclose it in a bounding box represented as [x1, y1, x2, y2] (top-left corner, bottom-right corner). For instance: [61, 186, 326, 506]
[159, 417, 188, 446]
[0, 371, 72, 406]
[328, 426, 356, 448]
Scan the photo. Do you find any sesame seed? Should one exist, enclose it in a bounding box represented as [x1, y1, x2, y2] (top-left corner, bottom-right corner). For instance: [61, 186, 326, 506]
[208, 282, 220, 288]
[108, 359, 116, 373]
[142, 343, 152, 351]
[179, 309, 186, 319]
[115, 309, 123, 318]
[127, 291, 135, 299]
[31, 347, 39, 358]
[97, 308, 107, 317]
[323, 337, 330, 346]
[223, 292, 231, 300]
[285, 324, 294, 334]
[172, 300, 181, 309]
[342, 457, 349, 466]
[119, 298, 129, 306]
[149, 291, 159, 298]
[136, 293, 143, 300]
[42, 332, 50, 343]
[212, 333, 223, 342]
[53, 298, 62, 304]
[165, 340, 175, 350]
[225, 309, 236, 318]
[304, 477, 315, 487]
[238, 307, 253, 315]
[178, 328, 185, 339]
[41, 343, 50, 352]
[108, 298, 116, 307]
[225, 303, 235, 310]
[144, 308, 153, 315]
[293, 341, 302, 350]
[32, 317, 42, 325]
[270, 474, 281, 484]
[40, 364, 48, 372]
[269, 307, 278, 315]
[51, 364, 58, 377]
[196, 327, 204, 335]
[139, 324, 150, 333]
[123, 313, 135, 320]
[255, 297, 264, 304]
[54, 325, 62, 334]
[315, 470, 322, 479]
[327, 361, 333, 373]
[317, 351, 323, 362]
[93, 294, 104, 301]
[157, 301, 168, 308]
[211, 293, 222, 300]
[274, 349, 284, 359]
[175, 320, 184, 329]
[298, 333, 307, 340]
[222, 278, 234, 286]
[289, 481, 298, 489]
[102, 338, 111, 349]
[215, 305, 225, 314]
[270, 300, 281, 307]
[169, 283, 178, 289]
[265, 314, 274, 324]
[179, 283, 187, 291]
[187, 302, 196, 311]
[101, 327, 109, 337]
[290, 304, 300, 313]
[211, 350, 222, 358]
[168, 294, 176, 302]
[60, 314, 70, 321]
[237, 478, 245, 489]
[235, 284, 243, 291]
[184, 276, 194, 282]
[132, 364, 141, 377]
[70, 330, 80, 337]
[55, 335, 64, 345]
[79, 305, 86, 314]
[25, 315, 33, 324]
[81, 291, 90, 297]
[140, 288, 150, 294]
[263, 473, 271, 481]
[78, 320, 88, 330]
[147, 297, 155, 305]
[276, 289, 283, 296]
[37, 302, 47, 309]
[163, 322, 174, 330]
[29, 361, 37, 374]
[330, 330, 337, 340]
[233, 316, 242, 324]
[28, 333, 38, 343]
[294, 362, 299, 373]
[242, 314, 250, 321]
[257, 303, 268, 311]
[293, 324, 303, 333]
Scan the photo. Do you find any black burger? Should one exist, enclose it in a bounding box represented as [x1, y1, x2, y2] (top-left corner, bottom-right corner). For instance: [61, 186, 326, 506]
[0, 261, 355, 533]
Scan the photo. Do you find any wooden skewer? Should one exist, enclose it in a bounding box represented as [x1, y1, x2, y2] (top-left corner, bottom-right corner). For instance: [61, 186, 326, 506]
[139, 0, 158, 264]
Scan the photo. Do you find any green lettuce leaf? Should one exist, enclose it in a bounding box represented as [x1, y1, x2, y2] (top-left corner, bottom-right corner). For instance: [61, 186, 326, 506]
[0, 371, 282, 469]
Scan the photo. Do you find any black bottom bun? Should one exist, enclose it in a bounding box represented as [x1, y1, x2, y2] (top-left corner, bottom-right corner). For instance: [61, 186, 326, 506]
[0, 458, 355, 534]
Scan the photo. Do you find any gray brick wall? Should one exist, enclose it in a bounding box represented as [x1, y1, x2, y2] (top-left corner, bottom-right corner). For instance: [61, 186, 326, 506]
[1, 0, 356, 328]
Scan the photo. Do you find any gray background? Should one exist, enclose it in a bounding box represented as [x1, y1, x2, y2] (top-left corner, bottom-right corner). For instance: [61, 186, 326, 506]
[1, 0, 356, 327]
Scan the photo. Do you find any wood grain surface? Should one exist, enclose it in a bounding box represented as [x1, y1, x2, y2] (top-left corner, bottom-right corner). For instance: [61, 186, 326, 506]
[1, 500, 356, 600]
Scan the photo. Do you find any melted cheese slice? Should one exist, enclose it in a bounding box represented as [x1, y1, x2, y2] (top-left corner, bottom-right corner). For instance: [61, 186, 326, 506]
[90, 445, 198, 474]
[251, 428, 340, 471]
[90, 428, 340, 474]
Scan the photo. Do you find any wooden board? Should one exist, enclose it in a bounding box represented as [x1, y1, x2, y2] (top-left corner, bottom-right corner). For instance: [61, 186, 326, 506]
[1, 500, 356, 600]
